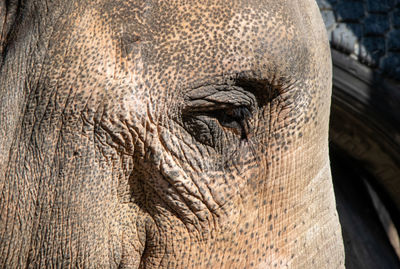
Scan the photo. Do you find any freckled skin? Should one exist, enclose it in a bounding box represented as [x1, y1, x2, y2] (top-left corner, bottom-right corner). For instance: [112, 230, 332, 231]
[0, 0, 344, 268]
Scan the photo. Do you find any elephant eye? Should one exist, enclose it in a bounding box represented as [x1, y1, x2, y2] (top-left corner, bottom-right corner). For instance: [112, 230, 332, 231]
[208, 106, 252, 140]
[181, 84, 258, 146]
[180, 105, 253, 148]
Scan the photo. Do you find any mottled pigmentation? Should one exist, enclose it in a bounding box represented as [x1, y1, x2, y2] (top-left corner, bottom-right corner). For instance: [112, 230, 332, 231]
[0, 0, 344, 268]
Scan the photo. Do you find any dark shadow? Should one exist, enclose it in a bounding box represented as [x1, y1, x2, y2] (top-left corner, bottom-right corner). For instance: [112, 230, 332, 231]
[330, 144, 400, 269]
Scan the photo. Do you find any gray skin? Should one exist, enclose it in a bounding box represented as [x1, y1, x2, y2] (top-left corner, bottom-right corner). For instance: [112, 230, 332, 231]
[0, 0, 345, 268]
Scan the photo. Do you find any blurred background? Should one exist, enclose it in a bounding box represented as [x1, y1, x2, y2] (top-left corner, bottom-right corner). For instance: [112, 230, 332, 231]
[316, 0, 400, 268]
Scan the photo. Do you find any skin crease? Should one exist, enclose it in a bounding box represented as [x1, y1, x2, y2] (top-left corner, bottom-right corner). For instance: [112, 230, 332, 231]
[0, 0, 345, 268]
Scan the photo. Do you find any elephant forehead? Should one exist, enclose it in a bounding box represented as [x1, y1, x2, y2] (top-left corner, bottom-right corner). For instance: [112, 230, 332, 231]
[48, 0, 328, 124]
[99, 0, 317, 88]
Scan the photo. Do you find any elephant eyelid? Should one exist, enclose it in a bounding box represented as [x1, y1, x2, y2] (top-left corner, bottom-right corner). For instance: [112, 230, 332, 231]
[183, 85, 256, 113]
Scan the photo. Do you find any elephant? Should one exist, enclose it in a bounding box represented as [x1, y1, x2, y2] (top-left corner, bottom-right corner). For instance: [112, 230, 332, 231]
[0, 0, 345, 268]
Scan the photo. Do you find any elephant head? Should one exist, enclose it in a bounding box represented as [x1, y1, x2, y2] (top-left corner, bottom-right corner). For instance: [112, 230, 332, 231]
[0, 0, 345, 268]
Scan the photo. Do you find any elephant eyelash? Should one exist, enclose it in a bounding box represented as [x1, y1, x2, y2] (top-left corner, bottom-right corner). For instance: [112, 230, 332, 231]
[208, 106, 253, 140]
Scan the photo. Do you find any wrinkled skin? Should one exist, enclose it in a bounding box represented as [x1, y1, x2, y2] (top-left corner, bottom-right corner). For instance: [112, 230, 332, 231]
[0, 0, 345, 268]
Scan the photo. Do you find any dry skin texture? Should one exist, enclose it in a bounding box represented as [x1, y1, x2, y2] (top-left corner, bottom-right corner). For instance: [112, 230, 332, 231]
[0, 0, 345, 268]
